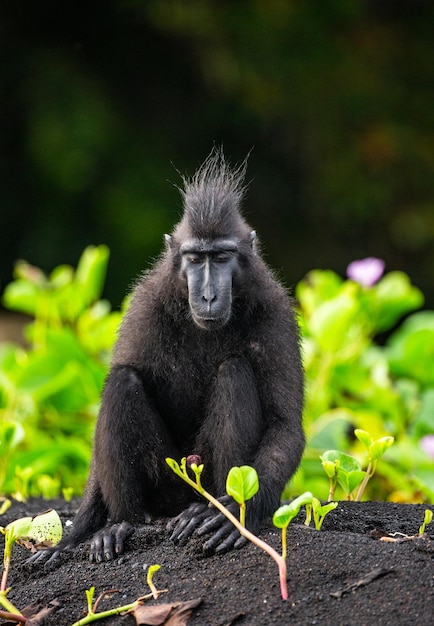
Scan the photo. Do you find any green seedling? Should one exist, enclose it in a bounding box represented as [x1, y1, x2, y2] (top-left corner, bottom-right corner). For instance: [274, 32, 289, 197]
[304, 497, 338, 531]
[379, 508, 433, 543]
[354, 429, 394, 501]
[167, 457, 289, 601]
[273, 492, 313, 559]
[226, 465, 259, 527]
[320, 450, 365, 501]
[146, 564, 161, 600]
[419, 509, 433, 536]
[0, 509, 62, 620]
[0, 500, 11, 516]
[320, 429, 394, 501]
[62, 487, 74, 502]
[69, 579, 167, 626]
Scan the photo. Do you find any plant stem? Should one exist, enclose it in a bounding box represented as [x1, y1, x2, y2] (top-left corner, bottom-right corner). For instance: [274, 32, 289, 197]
[69, 592, 164, 626]
[281, 529, 287, 561]
[0, 608, 27, 623]
[355, 460, 377, 501]
[239, 502, 246, 527]
[176, 466, 288, 601]
[1, 563, 9, 592]
[0, 590, 24, 618]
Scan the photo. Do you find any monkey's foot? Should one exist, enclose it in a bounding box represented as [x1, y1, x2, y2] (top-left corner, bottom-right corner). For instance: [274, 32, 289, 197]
[89, 521, 133, 562]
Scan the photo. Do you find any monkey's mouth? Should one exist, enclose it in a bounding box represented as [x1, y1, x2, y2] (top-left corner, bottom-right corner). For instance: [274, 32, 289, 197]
[193, 313, 229, 330]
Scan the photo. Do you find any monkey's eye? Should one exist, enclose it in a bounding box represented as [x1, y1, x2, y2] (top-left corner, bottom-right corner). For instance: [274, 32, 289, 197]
[213, 253, 232, 264]
[187, 253, 205, 264]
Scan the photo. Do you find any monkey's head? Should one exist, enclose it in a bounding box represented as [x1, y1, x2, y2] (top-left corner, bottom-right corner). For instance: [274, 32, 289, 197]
[166, 150, 257, 331]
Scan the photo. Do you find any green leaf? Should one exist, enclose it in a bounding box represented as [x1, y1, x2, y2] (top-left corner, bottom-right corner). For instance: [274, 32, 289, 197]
[165, 457, 182, 477]
[309, 286, 359, 351]
[372, 271, 424, 332]
[5, 516, 33, 542]
[321, 450, 362, 473]
[0, 421, 25, 453]
[369, 437, 394, 460]
[354, 429, 373, 450]
[75, 245, 110, 307]
[2, 279, 39, 316]
[226, 466, 259, 504]
[313, 499, 338, 517]
[273, 492, 313, 528]
[26, 509, 63, 546]
[321, 459, 338, 479]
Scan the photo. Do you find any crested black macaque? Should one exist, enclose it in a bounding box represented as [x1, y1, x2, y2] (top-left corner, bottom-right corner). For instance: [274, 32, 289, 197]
[32, 150, 305, 565]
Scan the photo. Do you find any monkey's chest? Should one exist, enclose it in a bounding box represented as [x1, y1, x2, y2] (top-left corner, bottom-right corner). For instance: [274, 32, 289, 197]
[146, 337, 237, 438]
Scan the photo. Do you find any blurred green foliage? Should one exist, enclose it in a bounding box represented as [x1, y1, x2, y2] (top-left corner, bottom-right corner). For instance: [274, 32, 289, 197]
[289, 262, 434, 502]
[0, 246, 122, 499]
[0, 248, 433, 504]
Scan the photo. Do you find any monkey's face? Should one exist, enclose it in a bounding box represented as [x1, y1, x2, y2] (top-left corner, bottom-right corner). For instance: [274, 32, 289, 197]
[180, 238, 240, 330]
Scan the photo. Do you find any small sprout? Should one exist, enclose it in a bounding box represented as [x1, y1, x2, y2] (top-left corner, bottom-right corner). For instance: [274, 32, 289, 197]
[321, 430, 394, 501]
[354, 430, 394, 501]
[167, 457, 289, 601]
[305, 498, 338, 531]
[419, 509, 433, 536]
[0, 500, 11, 516]
[226, 466, 259, 527]
[379, 509, 434, 543]
[68, 586, 168, 626]
[13, 466, 33, 502]
[0, 510, 62, 618]
[320, 450, 365, 501]
[146, 564, 161, 600]
[273, 492, 313, 559]
[62, 487, 74, 502]
[85, 587, 96, 616]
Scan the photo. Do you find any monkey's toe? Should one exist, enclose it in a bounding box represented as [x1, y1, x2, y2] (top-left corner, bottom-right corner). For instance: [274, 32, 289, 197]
[89, 521, 133, 563]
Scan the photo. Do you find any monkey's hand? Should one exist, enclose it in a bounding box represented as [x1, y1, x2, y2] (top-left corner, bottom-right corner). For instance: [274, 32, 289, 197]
[89, 521, 134, 562]
[168, 497, 250, 554]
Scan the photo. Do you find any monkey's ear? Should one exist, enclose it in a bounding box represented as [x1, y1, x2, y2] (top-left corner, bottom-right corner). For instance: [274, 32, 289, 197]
[164, 234, 173, 250]
[249, 230, 257, 255]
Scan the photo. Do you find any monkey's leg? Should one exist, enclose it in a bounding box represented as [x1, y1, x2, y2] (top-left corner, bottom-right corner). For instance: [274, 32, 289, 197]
[85, 365, 193, 561]
[170, 356, 263, 553]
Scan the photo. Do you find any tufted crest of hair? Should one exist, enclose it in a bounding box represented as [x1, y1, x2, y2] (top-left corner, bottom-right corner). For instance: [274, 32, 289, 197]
[179, 149, 249, 239]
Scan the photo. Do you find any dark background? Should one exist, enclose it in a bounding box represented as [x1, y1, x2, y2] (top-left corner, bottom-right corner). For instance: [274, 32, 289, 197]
[1, 0, 434, 308]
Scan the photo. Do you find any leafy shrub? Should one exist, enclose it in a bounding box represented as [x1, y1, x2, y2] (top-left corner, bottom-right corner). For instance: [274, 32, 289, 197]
[289, 259, 434, 502]
[0, 246, 122, 497]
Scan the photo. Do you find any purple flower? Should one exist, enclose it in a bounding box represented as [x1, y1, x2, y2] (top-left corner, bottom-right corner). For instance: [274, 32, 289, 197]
[346, 257, 385, 287]
[420, 435, 434, 460]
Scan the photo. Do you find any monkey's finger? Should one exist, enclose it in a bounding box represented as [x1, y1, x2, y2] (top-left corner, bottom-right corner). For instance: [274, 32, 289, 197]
[166, 502, 207, 531]
[89, 533, 104, 563]
[103, 531, 115, 562]
[168, 502, 209, 541]
[196, 511, 226, 536]
[202, 522, 236, 552]
[114, 521, 133, 554]
[234, 534, 249, 549]
[215, 529, 245, 554]
[170, 511, 209, 541]
[27, 548, 61, 568]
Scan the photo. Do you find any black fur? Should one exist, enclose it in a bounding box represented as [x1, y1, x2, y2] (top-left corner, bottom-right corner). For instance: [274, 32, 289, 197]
[35, 150, 305, 562]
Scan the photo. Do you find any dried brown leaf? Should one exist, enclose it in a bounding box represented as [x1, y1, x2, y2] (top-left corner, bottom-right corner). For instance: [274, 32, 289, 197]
[127, 598, 202, 626]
